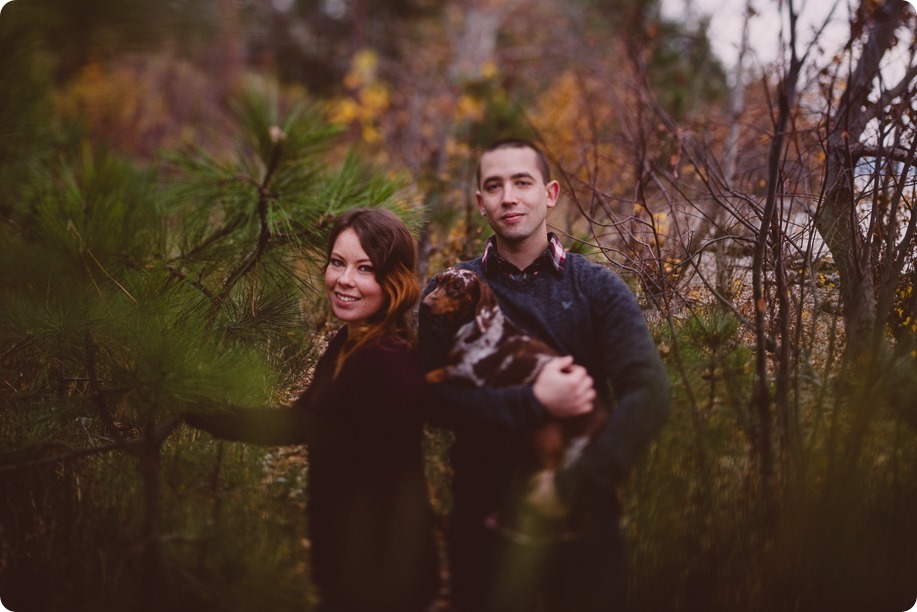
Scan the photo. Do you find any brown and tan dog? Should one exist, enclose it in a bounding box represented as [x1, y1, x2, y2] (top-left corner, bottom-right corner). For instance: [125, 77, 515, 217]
[422, 267, 608, 540]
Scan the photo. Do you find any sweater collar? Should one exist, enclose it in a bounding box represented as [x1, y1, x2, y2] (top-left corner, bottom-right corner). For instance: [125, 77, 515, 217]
[481, 232, 566, 278]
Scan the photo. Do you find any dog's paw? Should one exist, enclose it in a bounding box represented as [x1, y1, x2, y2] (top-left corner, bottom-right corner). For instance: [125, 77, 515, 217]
[524, 469, 569, 519]
[425, 368, 449, 384]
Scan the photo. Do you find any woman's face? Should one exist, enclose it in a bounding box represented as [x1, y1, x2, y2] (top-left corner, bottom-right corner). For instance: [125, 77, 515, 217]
[324, 228, 385, 327]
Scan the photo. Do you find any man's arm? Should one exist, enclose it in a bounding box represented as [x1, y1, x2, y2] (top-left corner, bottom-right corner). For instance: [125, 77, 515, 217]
[418, 297, 549, 432]
[418, 274, 598, 431]
[555, 270, 670, 505]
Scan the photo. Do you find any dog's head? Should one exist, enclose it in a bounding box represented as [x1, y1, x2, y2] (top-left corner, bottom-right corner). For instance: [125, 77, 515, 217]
[422, 267, 499, 332]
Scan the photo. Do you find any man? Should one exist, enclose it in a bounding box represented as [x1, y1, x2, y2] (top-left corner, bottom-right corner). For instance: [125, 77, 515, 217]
[419, 138, 670, 611]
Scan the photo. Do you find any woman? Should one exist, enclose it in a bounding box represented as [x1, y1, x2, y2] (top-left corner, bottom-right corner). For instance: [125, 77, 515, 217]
[189, 208, 438, 612]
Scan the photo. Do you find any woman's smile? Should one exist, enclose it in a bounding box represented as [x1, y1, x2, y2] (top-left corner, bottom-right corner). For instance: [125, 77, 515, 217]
[325, 228, 384, 326]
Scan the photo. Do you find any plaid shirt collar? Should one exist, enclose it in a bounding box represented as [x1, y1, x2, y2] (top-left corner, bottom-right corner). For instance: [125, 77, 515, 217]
[481, 232, 566, 277]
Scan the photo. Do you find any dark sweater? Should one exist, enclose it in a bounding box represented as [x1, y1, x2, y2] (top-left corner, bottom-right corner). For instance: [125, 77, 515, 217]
[191, 328, 437, 612]
[419, 250, 670, 526]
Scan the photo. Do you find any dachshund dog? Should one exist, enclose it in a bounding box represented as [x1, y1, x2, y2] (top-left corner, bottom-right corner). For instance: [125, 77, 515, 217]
[422, 267, 608, 541]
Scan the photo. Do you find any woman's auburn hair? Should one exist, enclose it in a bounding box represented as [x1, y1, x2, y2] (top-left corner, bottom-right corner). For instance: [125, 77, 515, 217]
[324, 207, 420, 374]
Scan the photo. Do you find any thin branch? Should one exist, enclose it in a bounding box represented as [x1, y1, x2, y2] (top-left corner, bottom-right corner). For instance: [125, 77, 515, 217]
[215, 137, 285, 306]
[87, 249, 138, 304]
[1, 335, 35, 363]
[0, 417, 182, 475]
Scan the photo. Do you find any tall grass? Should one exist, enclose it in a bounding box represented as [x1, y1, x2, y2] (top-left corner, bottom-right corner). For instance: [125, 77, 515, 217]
[0, 423, 315, 612]
[3, 305, 915, 611]
[625, 306, 917, 612]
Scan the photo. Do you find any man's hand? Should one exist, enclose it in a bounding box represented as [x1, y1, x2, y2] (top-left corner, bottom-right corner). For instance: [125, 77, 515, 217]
[533, 356, 596, 417]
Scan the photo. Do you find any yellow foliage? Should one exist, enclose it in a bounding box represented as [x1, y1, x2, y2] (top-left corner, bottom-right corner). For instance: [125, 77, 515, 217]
[530, 71, 582, 137]
[529, 68, 639, 195]
[446, 138, 470, 159]
[347, 49, 379, 88]
[652, 212, 670, 242]
[329, 98, 360, 124]
[54, 56, 216, 158]
[332, 48, 391, 147]
[480, 60, 499, 80]
[343, 72, 362, 91]
[362, 124, 382, 144]
[455, 94, 485, 122]
[359, 83, 390, 115]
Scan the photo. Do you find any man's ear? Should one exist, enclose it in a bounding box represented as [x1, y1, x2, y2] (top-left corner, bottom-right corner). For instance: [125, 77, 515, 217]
[476, 191, 485, 216]
[545, 180, 560, 209]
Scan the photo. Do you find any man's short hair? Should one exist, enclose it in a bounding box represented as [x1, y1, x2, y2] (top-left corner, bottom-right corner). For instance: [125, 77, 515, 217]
[476, 138, 551, 187]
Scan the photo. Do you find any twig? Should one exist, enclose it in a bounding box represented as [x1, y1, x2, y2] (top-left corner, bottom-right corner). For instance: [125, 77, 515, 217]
[0, 417, 182, 475]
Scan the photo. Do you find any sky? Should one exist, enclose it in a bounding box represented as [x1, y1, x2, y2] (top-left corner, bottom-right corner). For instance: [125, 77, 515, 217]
[665, 0, 917, 89]
[659, 0, 856, 74]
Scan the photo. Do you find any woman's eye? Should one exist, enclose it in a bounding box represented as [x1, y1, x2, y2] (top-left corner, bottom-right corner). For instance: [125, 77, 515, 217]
[330, 258, 344, 268]
[358, 265, 375, 274]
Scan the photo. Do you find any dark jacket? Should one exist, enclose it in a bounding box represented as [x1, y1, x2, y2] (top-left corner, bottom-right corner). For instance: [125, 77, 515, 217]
[192, 328, 438, 612]
[420, 250, 670, 529]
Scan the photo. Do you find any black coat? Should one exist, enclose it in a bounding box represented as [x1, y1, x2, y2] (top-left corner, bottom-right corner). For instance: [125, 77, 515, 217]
[193, 328, 438, 611]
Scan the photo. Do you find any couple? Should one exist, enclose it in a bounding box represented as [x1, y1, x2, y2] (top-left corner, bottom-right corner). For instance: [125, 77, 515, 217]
[190, 138, 670, 612]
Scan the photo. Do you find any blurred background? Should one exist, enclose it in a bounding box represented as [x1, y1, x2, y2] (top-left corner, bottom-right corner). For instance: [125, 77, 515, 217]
[1, 0, 915, 610]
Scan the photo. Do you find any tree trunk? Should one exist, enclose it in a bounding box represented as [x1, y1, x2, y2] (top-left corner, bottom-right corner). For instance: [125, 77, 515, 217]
[815, 0, 908, 358]
[139, 430, 168, 612]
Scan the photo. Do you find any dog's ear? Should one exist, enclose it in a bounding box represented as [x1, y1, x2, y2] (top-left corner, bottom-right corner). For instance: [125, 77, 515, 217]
[474, 278, 499, 333]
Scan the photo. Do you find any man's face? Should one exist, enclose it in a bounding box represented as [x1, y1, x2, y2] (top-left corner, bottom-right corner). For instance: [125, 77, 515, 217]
[476, 146, 559, 246]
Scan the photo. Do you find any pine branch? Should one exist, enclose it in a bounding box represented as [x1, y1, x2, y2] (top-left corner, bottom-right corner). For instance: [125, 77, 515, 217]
[86, 330, 126, 444]
[171, 213, 246, 262]
[166, 265, 218, 302]
[0, 417, 182, 475]
[215, 133, 285, 306]
[1, 335, 35, 363]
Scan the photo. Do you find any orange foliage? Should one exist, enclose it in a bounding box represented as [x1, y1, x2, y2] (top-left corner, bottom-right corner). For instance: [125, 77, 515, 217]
[329, 49, 391, 150]
[55, 54, 223, 160]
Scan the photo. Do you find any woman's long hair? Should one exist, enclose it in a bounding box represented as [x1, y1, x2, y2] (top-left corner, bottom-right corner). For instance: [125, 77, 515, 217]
[324, 208, 420, 374]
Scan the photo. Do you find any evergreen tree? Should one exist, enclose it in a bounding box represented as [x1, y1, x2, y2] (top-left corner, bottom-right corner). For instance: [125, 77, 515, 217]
[0, 87, 415, 611]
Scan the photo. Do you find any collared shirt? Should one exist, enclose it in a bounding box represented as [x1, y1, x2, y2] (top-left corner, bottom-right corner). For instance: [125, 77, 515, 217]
[481, 232, 567, 278]
[420, 230, 671, 530]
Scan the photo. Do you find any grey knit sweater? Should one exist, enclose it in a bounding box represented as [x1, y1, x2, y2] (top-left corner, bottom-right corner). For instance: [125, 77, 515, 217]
[420, 247, 670, 523]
